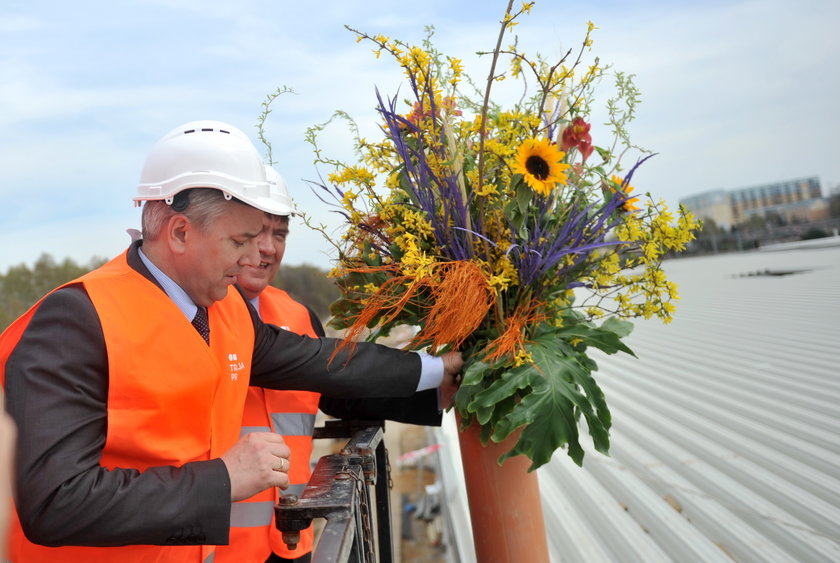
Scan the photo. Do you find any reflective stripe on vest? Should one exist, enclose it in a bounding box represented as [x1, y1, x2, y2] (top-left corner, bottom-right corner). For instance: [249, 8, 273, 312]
[230, 501, 275, 527]
[271, 412, 317, 437]
[285, 483, 305, 498]
[0, 251, 254, 563]
[240, 425, 272, 436]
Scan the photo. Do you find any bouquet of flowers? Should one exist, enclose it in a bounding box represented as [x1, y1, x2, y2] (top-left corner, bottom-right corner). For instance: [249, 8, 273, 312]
[304, 2, 700, 470]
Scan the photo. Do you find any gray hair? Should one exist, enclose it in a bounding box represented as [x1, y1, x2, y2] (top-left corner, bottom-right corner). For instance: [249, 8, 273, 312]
[141, 188, 231, 240]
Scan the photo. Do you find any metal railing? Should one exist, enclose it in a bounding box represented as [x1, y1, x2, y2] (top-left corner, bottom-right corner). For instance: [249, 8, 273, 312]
[275, 419, 393, 563]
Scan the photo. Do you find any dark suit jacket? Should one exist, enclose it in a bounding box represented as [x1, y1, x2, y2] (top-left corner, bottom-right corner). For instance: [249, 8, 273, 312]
[3, 242, 425, 547]
[298, 305, 442, 427]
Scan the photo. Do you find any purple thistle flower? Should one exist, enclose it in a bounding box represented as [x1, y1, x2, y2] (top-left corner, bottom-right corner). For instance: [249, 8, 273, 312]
[374, 87, 476, 261]
[508, 191, 629, 288]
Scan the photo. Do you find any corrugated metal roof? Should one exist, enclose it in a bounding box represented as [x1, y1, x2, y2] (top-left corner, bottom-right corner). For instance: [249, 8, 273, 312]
[434, 239, 840, 562]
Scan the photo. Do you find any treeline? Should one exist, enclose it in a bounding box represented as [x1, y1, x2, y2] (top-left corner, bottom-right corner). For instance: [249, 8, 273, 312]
[0, 253, 339, 331]
[0, 254, 108, 330]
[272, 264, 341, 322]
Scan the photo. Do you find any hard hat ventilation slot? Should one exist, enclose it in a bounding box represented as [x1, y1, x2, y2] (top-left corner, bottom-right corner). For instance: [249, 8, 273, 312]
[181, 128, 230, 134]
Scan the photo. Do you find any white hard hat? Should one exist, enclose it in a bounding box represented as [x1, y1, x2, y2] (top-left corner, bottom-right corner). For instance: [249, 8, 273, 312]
[265, 165, 299, 216]
[134, 120, 290, 216]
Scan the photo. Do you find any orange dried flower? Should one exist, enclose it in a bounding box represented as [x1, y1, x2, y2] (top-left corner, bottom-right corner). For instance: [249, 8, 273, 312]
[482, 297, 547, 364]
[412, 260, 495, 353]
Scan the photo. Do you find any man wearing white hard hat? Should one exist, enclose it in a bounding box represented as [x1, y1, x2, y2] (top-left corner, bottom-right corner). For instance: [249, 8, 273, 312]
[214, 167, 445, 563]
[0, 121, 462, 562]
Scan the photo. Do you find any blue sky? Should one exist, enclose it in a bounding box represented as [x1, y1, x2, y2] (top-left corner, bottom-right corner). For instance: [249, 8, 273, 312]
[2, 0, 839, 272]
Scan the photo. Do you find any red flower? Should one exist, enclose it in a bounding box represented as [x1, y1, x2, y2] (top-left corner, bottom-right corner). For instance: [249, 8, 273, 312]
[577, 138, 594, 162]
[561, 116, 594, 162]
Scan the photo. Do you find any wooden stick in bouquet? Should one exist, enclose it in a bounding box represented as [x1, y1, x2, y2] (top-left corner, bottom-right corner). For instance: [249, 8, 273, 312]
[456, 2, 549, 559]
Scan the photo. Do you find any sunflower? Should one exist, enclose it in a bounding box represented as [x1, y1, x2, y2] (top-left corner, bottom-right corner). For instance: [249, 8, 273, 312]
[609, 175, 640, 212]
[511, 138, 570, 196]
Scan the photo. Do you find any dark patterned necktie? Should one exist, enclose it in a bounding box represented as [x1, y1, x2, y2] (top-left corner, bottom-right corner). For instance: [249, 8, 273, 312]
[191, 306, 210, 344]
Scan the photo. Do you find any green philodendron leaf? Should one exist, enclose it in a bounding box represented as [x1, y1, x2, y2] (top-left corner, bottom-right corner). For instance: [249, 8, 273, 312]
[553, 353, 611, 451]
[577, 352, 599, 373]
[485, 330, 614, 469]
[600, 316, 635, 339]
[475, 403, 496, 425]
[454, 382, 483, 414]
[461, 360, 492, 386]
[470, 383, 523, 426]
[471, 369, 534, 409]
[490, 357, 586, 439]
[479, 422, 493, 445]
[498, 392, 583, 469]
[556, 322, 636, 357]
[550, 336, 575, 357]
[488, 383, 547, 440]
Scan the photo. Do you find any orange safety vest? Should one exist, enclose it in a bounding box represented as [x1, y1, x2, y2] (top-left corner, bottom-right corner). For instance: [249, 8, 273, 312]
[214, 285, 321, 562]
[0, 251, 254, 563]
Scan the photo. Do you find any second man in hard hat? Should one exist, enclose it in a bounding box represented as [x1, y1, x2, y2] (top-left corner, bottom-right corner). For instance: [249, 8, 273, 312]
[215, 166, 446, 563]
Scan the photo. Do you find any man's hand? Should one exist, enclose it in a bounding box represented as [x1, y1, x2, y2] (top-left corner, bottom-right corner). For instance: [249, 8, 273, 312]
[221, 432, 291, 502]
[439, 351, 464, 410]
[441, 351, 464, 378]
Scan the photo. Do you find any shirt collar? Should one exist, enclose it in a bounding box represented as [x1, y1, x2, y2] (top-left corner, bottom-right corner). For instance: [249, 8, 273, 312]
[138, 247, 199, 321]
[249, 295, 261, 319]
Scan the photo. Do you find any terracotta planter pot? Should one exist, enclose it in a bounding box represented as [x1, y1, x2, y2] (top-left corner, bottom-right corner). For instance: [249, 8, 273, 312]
[456, 415, 549, 562]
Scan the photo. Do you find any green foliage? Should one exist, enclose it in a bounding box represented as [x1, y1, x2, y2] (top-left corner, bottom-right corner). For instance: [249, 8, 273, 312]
[256, 85, 297, 166]
[456, 319, 634, 470]
[273, 264, 340, 322]
[603, 71, 649, 173]
[0, 254, 106, 331]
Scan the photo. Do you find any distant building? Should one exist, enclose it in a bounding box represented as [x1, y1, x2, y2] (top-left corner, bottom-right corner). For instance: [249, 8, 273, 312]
[680, 190, 735, 230]
[681, 176, 829, 231]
